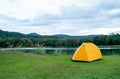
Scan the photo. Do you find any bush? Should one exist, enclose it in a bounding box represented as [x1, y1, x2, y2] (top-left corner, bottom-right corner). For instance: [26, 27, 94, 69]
[53, 50, 62, 56]
[34, 48, 46, 55]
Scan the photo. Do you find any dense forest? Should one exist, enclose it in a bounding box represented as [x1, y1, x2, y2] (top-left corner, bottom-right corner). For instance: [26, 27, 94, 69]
[0, 30, 120, 48]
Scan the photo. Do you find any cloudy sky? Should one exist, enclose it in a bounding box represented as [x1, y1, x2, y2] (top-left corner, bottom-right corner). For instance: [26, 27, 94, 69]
[0, 0, 120, 35]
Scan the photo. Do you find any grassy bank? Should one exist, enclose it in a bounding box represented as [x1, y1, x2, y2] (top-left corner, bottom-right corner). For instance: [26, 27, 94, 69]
[0, 51, 120, 79]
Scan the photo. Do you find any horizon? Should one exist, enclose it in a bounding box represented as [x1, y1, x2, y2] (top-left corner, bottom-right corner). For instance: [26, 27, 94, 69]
[0, 0, 120, 35]
[1, 29, 119, 36]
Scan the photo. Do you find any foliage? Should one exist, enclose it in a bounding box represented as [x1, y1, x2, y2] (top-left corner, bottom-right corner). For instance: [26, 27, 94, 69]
[34, 45, 46, 55]
[0, 29, 120, 48]
[53, 50, 62, 56]
[34, 49, 45, 55]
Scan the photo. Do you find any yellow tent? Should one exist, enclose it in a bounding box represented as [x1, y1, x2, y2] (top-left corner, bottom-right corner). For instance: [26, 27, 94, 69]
[72, 43, 102, 62]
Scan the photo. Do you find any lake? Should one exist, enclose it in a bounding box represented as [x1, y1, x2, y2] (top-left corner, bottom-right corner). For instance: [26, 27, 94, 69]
[0, 46, 120, 55]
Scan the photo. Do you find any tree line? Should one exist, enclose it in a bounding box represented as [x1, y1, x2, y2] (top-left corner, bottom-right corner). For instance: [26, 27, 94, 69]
[0, 33, 120, 48]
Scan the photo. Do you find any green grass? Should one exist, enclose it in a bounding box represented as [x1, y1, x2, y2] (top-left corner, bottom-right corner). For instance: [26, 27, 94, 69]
[0, 51, 120, 79]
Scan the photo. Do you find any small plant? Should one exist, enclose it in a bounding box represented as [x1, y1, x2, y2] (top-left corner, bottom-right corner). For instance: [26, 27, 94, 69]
[35, 48, 46, 55]
[53, 50, 62, 56]
[34, 45, 46, 55]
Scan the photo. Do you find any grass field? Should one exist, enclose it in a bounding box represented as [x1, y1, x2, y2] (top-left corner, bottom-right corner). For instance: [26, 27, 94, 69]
[0, 51, 120, 79]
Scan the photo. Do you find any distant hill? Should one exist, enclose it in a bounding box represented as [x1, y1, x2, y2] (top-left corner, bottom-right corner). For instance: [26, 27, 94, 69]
[0, 29, 97, 38]
[27, 33, 40, 37]
[0, 30, 41, 38]
[0, 30, 26, 38]
[53, 34, 97, 38]
[53, 34, 70, 38]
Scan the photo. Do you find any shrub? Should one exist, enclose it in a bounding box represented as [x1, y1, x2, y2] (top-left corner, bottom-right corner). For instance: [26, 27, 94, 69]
[34, 45, 46, 55]
[34, 48, 46, 55]
[53, 50, 62, 56]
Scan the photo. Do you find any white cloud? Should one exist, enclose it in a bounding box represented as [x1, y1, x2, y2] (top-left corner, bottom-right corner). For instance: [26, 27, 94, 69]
[0, 0, 100, 20]
[109, 9, 120, 15]
[0, 0, 120, 35]
[0, 0, 62, 20]
[77, 27, 120, 35]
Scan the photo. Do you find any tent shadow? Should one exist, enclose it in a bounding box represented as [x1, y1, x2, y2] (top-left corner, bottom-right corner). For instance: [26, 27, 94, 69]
[71, 58, 103, 63]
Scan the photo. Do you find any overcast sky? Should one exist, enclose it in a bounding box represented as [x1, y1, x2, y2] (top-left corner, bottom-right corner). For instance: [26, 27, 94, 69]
[0, 0, 120, 35]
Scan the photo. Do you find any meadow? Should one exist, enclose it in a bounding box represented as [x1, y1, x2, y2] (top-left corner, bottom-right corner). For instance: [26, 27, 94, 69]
[0, 51, 120, 79]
